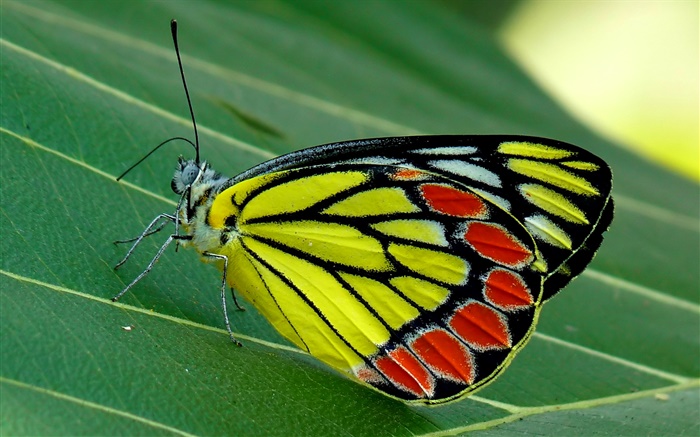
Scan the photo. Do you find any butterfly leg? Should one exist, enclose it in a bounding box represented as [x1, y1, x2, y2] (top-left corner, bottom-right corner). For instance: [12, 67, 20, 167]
[112, 233, 190, 301]
[230, 288, 246, 312]
[202, 252, 243, 347]
[114, 213, 177, 269]
[113, 214, 175, 244]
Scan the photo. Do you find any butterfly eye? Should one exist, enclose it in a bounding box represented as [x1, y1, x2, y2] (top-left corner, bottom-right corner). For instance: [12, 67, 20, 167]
[171, 161, 200, 194]
[182, 164, 200, 185]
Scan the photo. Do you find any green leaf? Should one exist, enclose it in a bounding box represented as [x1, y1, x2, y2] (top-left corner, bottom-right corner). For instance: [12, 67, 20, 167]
[2, 1, 698, 435]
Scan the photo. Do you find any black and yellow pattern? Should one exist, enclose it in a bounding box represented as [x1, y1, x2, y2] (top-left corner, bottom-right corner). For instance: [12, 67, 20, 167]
[116, 135, 613, 404]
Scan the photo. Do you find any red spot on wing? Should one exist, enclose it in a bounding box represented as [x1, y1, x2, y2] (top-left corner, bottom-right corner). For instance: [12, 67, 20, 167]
[411, 329, 475, 385]
[421, 184, 488, 218]
[449, 301, 511, 350]
[354, 366, 386, 385]
[391, 168, 426, 180]
[375, 346, 434, 398]
[484, 269, 534, 311]
[464, 222, 532, 268]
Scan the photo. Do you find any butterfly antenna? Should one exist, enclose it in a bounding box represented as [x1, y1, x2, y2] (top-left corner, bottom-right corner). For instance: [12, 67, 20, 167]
[116, 20, 200, 182]
[171, 19, 200, 164]
[116, 136, 197, 181]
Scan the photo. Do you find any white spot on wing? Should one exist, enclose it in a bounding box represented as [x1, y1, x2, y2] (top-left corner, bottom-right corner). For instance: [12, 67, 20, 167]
[524, 214, 572, 249]
[471, 188, 511, 211]
[344, 157, 405, 166]
[413, 146, 477, 155]
[428, 160, 502, 187]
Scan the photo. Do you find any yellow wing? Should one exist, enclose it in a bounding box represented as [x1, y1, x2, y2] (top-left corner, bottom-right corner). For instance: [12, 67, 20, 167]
[207, 164, 545, 404]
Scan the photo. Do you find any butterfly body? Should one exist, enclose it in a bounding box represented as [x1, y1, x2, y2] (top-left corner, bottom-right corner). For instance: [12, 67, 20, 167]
[144, 135, 613, 404]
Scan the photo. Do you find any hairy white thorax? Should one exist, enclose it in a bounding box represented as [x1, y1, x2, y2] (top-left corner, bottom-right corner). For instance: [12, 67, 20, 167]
[172, 157, 230, 255]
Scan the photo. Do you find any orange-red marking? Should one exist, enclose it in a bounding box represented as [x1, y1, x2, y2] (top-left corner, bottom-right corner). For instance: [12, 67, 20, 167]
[375, 346, 434, 398]
[421, 184, 488, 218]
[464, 222, 532, 267]
[484, 269, 533, 311]
[391, 168, 426, 180]
[355, 366, 386, 385]
[449, 301, 511, 350]
[411, 329, 475, 384]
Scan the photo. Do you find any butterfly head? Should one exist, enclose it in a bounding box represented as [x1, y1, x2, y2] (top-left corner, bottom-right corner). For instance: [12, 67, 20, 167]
[172, 156, 227, 193]
[172, 156, 202, 194]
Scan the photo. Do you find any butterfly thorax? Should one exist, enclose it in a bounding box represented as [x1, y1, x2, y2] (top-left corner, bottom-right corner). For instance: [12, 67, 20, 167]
[171, 158, 233, 255]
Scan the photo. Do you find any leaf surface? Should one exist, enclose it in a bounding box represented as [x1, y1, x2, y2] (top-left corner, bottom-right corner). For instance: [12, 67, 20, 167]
[2, 1, 698, 435]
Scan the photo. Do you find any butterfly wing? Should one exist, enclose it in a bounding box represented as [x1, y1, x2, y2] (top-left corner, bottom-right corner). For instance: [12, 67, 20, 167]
[208, 162, 553, 404]
[229, 136, 614, 301]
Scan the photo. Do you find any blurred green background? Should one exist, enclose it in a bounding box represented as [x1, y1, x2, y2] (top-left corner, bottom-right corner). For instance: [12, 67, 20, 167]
[450, 0, 699, 181]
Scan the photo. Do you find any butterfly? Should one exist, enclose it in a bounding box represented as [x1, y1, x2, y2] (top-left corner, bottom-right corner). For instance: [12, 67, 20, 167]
[113, 20, 614, 405]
